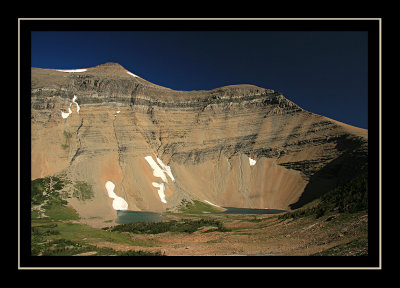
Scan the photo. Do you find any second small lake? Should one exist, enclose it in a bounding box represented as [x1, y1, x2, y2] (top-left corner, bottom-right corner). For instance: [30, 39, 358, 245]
[221, 207, 286, 214]
[116, 210, 164, 224]
[116, 207, 286, 224]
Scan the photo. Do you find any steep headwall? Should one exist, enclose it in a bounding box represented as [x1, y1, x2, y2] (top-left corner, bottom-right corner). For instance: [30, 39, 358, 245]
[31, 63, 368, 219]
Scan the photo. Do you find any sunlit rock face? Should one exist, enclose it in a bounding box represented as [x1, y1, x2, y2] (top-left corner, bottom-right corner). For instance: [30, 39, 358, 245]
[31, 62, 368, 219]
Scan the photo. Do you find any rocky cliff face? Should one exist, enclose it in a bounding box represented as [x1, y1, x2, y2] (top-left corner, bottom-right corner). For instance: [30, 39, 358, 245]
[31, 62, 368, 221]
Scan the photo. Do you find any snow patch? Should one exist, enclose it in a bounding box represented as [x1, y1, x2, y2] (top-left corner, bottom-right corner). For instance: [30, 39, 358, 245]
[145, 155, 175, 204]
[152, 182, 167, 203]
[145, 156, 168, 183]
[204, 200, 221, 208]
[156, 157, 175, 182]
[249, 157, 257, 166]
[61, 110, 71, 119]
[127, 71, 138, 78]
[72, 95, 80, 113]
[61, 96, 80, 119]
[57, 69, 87, 73]
[61, 104, 72, 119]
[105, 181, 128, 211]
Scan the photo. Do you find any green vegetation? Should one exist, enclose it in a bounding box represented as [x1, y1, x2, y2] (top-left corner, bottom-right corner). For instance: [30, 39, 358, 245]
[32, 176, 93, 220]
[31, 176, 78, 220]
[34, 239, 164, 256]
[31, 219, 162, 256]
[63, 130, 72, 139]
[105, 218, 231, 234]
[72, 181, 94, 201]
[31, 176, 67, 207]
[32, 236, 163, 256]
[42, 204, 79, 220]
[30, 171, 369, 257]
[312, 237, 368, 256]
[33, 220, 133, 245]
[247, 215, 270, 222]
[31, 177, 164, 256]
[320, 173, 368, 214]
[61, 130, 73, 150]
[279, 173, 368, 221]
[176, 199, 223, 214]
[31, 177, 50, 206]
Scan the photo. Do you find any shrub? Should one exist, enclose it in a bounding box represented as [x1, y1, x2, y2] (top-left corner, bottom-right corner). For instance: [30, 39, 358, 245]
[31, 176, 67, 206]
[42, 202, 79, 220]
[108, 218, 230, 234]
[72, 181, 94, 201]
[320, 173, 368, 213]
[34, 238, 165, 256]
[279, 173, 368, 220]
[63, 130, 72, 139]
[31, 178, 49, 205]
[178, 200, 222, 213]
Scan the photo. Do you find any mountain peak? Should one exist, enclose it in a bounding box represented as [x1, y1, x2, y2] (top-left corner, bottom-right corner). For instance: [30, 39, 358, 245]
[91, 62, 144, 80]
[92, 62, 126, 71]
[96, 62, 124, 68]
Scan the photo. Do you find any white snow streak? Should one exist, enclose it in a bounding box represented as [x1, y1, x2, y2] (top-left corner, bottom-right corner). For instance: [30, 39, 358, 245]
[127, 71, 138, 78]
[105, 181, 128, 211]
[145, 156, 168, 183]
[145, 155, 175, 203]
[72, 95, 80, 113]
[156, 157, 175, 182]
[152, 182, 167, 203]
[61, 103, 73, 119]
[56, 69, 87, 73]
[61, 96, 81, 119]
[204, 200, 221, 208]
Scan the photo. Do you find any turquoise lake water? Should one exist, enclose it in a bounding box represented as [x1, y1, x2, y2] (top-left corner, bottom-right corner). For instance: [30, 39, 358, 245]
[116, 207, 286, 224]
[221, 207, 286, 214]
[116, 210, 164, 224]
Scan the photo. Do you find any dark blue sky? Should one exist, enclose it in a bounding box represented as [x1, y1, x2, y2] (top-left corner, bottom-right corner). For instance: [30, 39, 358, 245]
[31, 31, 368, 129]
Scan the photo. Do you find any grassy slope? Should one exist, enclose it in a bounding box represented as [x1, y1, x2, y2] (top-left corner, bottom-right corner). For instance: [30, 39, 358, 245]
[278, 173, 369, 256]
[175, 200, 225, 214]
[31, 176, 163, 256]
[30, 173, 369, 256]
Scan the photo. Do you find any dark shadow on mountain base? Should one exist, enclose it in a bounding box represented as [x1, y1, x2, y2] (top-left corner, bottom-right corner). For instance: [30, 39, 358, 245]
[289, 138, 368, 210]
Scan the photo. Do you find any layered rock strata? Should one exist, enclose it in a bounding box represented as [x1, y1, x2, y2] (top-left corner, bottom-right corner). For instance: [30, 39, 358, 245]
[31, 62, 368, 220]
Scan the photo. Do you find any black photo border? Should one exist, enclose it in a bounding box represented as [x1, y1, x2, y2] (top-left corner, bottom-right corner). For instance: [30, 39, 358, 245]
[18, 18, 381, 270]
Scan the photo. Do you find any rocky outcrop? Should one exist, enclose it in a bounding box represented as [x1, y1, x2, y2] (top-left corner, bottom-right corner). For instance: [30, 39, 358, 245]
[31, 62, 368, 220]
